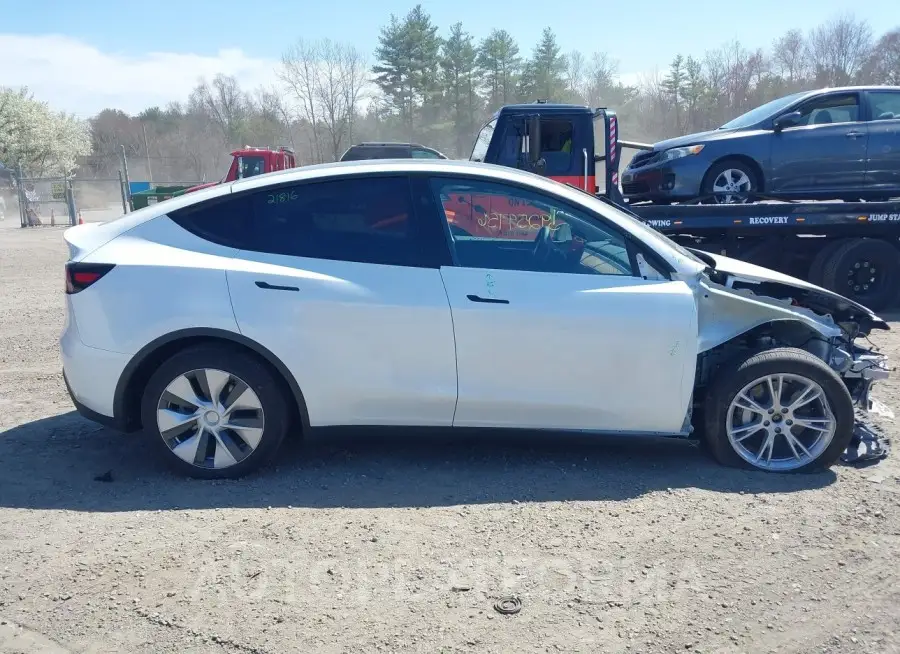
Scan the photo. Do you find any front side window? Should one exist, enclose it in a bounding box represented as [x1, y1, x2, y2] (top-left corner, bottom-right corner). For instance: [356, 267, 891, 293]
[868, 92, 900, 121]
[470, 119, 496, 162]
[793, 93, 860, 126]
[430, 177, 635, 276]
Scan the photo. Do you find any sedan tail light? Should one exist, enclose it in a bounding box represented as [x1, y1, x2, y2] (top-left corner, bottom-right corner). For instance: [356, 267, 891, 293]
[65, 263, 115, 294]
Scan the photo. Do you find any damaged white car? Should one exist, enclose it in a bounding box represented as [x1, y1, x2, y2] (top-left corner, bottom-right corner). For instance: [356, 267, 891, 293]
[61, 160, 890, 478]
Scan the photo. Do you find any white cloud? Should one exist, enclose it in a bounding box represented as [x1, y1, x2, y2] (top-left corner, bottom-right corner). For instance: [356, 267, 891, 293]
[0, 34, 280, 118]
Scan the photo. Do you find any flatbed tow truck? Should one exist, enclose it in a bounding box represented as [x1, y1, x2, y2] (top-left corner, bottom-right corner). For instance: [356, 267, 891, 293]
[471, 102, 900, 309]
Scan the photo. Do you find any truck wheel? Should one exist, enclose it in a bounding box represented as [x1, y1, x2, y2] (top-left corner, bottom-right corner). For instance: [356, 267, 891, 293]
[702, 159, 759, 204]
[703, 347, 854, 473]
[821, 238, 900, 310]
[808, 240, 843, 286]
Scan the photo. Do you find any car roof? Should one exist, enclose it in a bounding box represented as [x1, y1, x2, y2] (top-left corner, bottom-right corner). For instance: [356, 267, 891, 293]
[351, 142, 426, 148]
[95, 158, 704, 280]
[229, 159, 542, 193]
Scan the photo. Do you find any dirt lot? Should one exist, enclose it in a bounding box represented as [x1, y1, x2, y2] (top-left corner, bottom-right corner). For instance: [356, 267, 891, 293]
[1, 220, 900, 654]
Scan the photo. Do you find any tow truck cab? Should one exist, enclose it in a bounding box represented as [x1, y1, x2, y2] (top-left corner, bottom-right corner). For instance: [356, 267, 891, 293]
[470, 102, 625, 201]
[183, 146, 297, 194]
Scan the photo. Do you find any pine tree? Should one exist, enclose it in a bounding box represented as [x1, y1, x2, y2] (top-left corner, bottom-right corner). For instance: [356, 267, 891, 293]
[372, 4, 442, 139]
[519, 28, 567, 102]
[477, 29, 522, 110]
[441, 23, 479, 156]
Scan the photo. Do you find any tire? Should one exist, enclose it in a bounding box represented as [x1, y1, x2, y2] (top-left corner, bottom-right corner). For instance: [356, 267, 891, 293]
[703, 347, 854, 473]
[702, 159, 760, 204]
[807, 239, 844, 286]
[140, 344, 291, 479]
[820, 238, 900, 311]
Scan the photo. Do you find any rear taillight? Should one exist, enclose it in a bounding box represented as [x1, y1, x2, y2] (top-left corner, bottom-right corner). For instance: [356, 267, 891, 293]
[65, 263, 115, 294]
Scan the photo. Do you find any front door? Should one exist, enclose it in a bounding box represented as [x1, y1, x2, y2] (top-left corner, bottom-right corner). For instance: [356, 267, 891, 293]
[426, 175, 699, 434]
[770, 92, 868, 193]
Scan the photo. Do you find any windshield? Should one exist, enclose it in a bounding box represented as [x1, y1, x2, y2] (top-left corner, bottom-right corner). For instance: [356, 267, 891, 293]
[470, 118, 496, 162]
[718, 92, 808, 130]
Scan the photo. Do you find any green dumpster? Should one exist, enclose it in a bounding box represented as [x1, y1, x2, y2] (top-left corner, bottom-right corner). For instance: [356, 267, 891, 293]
[130, 184, 194, 210]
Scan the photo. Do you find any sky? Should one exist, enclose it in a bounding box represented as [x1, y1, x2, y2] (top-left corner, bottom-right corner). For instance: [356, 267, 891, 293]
[0, 0, 896, 117]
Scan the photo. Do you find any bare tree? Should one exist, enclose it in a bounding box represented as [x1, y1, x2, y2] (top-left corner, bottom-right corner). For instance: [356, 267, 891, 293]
[584, 52, 618, 107]
[280, 39, 324, 163]
[808, 15, 874, 86]
[861, 28, 900, 84]
[280, 38, 369, 162]
[190, 74, 248, 143]
[341, 46, 369, 148]
[565, 50, 586, 102]
[772, 29, 811, 86]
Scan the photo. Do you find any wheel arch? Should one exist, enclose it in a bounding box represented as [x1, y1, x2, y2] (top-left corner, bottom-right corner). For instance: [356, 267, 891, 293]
[113, 328, 310, 434]
[696, 318, 836, 393]
[702, 155, 766, 192]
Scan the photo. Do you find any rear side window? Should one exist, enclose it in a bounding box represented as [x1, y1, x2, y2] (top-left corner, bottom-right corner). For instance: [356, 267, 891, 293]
[341, 146, 410, 161]
[169, 177, 450, 268]
[868, 92, 900, 121]
[411, 148, 445, 159]
[247, 176, 447, 267]
[168, 194, 253, 248]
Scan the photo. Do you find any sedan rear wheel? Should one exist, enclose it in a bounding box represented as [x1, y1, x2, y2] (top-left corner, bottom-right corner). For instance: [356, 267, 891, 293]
[703, 347, 854, 472]
[141, 344, 290, 479]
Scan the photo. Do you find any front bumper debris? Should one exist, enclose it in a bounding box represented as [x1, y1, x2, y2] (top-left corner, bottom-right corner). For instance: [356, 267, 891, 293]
[842, 349, 892, 464]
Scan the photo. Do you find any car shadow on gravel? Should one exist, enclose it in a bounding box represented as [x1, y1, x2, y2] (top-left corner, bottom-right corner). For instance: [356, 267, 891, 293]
[0, 411, 836, 512]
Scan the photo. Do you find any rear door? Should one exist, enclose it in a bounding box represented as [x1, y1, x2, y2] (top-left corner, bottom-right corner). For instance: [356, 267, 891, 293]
[864, 90, 900, 193]
[770, 92, 867, 193]
[216, 175, 459, 428]
[423, 175, 699, 434]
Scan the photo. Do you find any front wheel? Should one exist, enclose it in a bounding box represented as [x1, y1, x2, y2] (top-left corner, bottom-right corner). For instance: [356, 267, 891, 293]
[702, 160, 759, 204]
[703, 347, 854, 473]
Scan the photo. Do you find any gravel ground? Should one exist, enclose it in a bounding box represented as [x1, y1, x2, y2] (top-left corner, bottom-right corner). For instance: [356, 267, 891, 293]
[1, 221, 900, 654]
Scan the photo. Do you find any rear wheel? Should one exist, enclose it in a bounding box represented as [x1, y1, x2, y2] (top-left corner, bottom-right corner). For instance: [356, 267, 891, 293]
[140, 344, 290, 479]
[820, 238, 899, 310]
[807, 240, 843, 286]
[702, 159, 759, 204]
[703, 347, 854, 473]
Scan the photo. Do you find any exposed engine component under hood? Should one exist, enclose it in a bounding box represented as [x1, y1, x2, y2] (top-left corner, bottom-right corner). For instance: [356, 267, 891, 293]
[687, 248, 890, 334]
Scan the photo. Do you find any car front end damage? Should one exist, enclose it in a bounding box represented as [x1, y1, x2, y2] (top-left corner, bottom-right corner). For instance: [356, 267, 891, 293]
[686, 249, 892, 462]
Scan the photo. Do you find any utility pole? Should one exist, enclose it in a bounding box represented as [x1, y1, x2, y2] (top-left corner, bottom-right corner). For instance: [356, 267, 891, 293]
[141, 121, 153, 183]
[119, 145, 132, 212]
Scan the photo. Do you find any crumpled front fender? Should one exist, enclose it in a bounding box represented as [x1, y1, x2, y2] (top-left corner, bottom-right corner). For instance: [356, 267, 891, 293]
[695, 278, 841, 353]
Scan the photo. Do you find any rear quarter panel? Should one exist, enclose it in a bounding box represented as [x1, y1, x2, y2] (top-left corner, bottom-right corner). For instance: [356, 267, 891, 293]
[74, 216, 240, 354]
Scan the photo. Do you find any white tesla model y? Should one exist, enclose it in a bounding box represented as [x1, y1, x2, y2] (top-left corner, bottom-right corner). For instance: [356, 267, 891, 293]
[61, 160, 890, 478]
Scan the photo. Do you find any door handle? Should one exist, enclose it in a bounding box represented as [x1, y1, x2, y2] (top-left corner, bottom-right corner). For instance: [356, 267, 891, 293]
[467, 294, 509, 304]
[846, 131, 865, 138]
[255, 281, 299, 292]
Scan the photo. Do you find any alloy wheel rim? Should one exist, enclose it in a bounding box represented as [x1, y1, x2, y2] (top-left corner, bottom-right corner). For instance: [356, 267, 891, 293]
[726, 373, 836, 471]
[156, 368, 265, 469]
[712, 169, 752, 204]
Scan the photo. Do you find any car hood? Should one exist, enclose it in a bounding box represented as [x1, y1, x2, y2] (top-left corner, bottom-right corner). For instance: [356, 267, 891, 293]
[652, 128, 741, 151]
[690, 249, 889, 331]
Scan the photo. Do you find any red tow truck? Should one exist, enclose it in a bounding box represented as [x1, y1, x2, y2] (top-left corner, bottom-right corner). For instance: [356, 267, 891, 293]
[181, 146, 297, 194]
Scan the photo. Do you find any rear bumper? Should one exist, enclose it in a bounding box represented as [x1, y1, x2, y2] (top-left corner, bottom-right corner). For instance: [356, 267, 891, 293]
[60, 308, 130, 431]
[63, 371, 122, 430]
